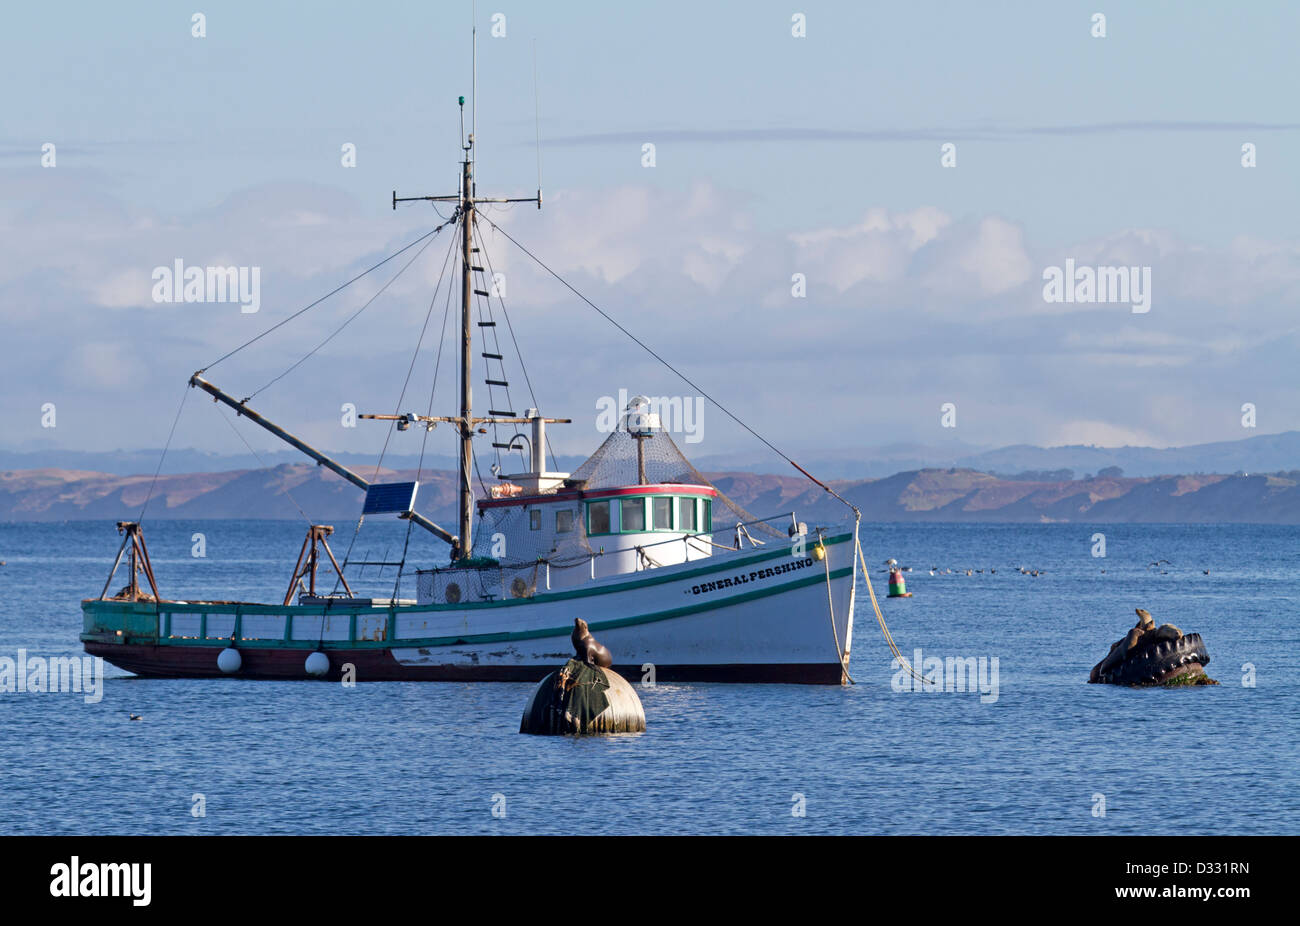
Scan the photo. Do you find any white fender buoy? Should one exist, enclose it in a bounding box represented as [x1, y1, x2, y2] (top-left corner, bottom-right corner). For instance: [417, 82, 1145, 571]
[304, 651, 330, 677]
[217, 647, 241, 674]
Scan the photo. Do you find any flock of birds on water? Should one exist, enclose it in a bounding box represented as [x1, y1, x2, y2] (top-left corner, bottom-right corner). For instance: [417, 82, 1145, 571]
[881, 558, 1211, 577]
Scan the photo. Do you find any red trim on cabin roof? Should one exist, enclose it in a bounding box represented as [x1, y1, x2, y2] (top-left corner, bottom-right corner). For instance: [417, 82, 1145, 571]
[476, 483, 718, 510]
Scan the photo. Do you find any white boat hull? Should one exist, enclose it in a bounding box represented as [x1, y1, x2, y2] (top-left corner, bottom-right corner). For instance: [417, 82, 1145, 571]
[82, 528, 858, 684]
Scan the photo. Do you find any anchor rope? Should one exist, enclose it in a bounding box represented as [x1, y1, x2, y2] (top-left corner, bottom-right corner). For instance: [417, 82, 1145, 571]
[817, 528, 855, 685]
[854, 528, 931, 684]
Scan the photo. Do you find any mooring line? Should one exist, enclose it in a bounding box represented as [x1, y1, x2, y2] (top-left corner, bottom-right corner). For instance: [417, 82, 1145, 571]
[855, 531, 931, 684]
[818, 528, 856, 685]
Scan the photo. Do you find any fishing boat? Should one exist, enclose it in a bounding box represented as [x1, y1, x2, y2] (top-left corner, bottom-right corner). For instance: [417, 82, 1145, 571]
[80, 56, 874, 684]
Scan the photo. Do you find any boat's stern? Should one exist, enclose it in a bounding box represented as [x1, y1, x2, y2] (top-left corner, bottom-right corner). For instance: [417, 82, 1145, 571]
[81, 598, 160, 647]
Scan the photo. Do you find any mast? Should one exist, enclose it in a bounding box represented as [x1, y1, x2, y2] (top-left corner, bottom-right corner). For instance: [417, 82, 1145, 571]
[391, 98, 541, 559]
[387, 18, 543, 560]
[459, 139, 475, 555]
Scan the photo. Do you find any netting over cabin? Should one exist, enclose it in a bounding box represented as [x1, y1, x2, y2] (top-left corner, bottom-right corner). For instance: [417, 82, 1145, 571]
[415, 409, 781, 604]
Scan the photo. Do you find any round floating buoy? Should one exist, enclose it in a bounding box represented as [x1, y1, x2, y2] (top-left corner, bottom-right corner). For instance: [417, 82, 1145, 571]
[304, 651, 330, 677]
[217, 646, 241, 674]
[887, 567, 912, 598]
[520, 659, 645, 735]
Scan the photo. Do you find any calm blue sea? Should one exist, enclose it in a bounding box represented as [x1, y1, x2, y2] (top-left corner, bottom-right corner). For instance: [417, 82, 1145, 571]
[0, 519, 1295, 835]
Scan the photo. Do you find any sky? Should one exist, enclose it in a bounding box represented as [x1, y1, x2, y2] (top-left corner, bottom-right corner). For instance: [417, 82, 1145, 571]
[2, 1, 1298, 472]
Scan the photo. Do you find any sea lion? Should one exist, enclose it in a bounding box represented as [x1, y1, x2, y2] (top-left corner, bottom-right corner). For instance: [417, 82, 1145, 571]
[1093, 609, 1159, 680]
[571, 618, 613, 668]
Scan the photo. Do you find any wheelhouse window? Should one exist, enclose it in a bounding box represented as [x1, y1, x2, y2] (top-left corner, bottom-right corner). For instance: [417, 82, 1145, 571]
[702, 499, 712, 531]
[651, 496, 673, 531]
[556, 509, 574, 533]
[587, 500, 611, 535]
[678, 496, 697, 532]
[529, 509, 541, 531]
[620, 497, 646, 532]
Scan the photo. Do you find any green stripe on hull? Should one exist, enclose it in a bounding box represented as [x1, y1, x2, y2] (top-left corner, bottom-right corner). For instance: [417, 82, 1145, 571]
[83, 530, 853, 617]
[83, 534, 856, 650]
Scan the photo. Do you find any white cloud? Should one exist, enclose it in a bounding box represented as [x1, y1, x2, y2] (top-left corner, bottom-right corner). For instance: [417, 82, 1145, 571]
[3, 174, 1299, 456]
[1048, 420, 1167, 449]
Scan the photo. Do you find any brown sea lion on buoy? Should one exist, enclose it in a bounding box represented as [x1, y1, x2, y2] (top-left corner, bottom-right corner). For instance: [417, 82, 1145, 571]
[571, 618, 613, 668]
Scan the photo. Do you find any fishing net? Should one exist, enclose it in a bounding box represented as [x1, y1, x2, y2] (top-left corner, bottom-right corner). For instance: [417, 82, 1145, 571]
[566, 429, 783, 537]
[416, 424, 783, 603]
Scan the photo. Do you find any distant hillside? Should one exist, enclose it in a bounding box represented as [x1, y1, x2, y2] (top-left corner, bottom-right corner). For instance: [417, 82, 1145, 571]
[0, 465, 458, 524]
[696, 431, 1300, 480]
[4, 464, 1300, 524]
[6, 430, 1297, 480]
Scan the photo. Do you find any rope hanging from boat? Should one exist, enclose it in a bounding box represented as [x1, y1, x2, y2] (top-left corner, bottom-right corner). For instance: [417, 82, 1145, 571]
[854, 527, 931, 684]
[476, 213, 860, 517]
[817, 529, 855, 685]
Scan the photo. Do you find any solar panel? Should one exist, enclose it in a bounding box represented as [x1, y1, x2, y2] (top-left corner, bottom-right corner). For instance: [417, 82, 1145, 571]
[362, 481, 419, 515]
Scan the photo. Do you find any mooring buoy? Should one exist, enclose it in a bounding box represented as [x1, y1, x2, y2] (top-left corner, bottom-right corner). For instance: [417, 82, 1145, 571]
[520, 619, 645, 735]
[887, 566, 912, 598]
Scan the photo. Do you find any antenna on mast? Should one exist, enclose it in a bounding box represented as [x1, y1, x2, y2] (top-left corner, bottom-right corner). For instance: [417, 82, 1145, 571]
[471, 0, 478, 167]
[533, 39, 543, 208]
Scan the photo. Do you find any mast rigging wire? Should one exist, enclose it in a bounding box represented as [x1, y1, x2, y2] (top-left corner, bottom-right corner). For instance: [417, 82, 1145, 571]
[245, 225, 447, 400]
[473, 215, 558, 473]
[134, 384, 190, 525]
[334, 225, 461, 594]
[198, 224, 448, 375]
[476, 213, 858, 515]
[212, 404, 313, 524]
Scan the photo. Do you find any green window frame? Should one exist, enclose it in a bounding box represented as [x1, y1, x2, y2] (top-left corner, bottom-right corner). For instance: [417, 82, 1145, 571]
[586, 500, 611, 535]
[651, 496, 674, 531]
[620, 497, 646, 532]
[678, 496, 697, 532]
[587, 494, 712, 535]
